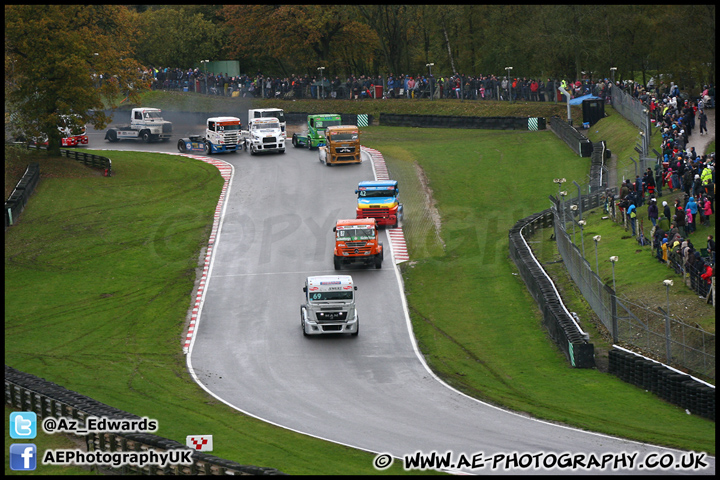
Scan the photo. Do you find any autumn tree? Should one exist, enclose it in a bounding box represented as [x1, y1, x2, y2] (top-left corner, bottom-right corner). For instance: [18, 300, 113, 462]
[5, 5, 146, 155]
[222, 5, 378, 77]
[134, 6, 226, 69]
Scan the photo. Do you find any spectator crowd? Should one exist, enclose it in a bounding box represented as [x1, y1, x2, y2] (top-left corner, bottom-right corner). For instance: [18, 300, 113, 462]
[137, 66, 691, 104]
[611, 82, 715, 298]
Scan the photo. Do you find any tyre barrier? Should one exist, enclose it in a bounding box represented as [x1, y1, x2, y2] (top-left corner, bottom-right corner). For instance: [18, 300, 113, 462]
[508, 210, 595, 368]
[378, 113, 546, 131]
[608, 349, 715, 421]
[5, 365, 287, 475]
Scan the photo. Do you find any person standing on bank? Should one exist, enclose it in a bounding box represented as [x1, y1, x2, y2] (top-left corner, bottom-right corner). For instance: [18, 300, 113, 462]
[648, 198, 659, 227]
[627, 202, 637, 236]
[698, 109, 708, 135]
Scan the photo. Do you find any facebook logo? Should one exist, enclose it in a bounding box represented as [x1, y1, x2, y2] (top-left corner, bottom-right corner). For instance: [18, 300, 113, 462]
[10, 411, 37, 439]
[10, 444, 37, 471]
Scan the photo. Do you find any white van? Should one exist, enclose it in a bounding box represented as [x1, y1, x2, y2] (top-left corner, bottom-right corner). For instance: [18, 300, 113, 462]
[300, 275, 358, 336]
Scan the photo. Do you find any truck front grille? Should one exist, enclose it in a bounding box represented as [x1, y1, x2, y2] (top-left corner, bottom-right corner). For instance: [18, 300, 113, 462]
[345, 241, 366, 247]
[321, 325, 343, 332]
[262, 137, 277, 144]
[359, 208, 390, 218]
[162, 123, 173, 133]
[315, 311, 348, 322]
[334, 146, 356, 153]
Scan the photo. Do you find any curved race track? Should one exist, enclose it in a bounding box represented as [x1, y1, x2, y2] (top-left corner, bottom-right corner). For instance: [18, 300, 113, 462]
[90, 123, 715, 475]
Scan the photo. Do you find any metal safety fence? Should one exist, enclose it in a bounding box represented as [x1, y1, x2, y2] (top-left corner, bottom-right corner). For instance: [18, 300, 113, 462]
[551, 195, 715, 380]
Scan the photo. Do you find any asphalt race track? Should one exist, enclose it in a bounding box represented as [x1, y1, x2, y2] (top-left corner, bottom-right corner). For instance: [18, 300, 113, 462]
[91, 123, 714, 475]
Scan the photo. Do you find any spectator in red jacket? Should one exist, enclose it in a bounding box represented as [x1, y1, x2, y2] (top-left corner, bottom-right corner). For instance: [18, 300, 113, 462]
[700, 261, 714, 297]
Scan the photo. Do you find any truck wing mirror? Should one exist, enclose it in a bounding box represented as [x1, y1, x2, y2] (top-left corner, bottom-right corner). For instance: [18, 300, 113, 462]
[332, 226, 337, 232]
[303, 287, 307, 292]
[354, 190, 359, 194]
[354, 286, 357, 290]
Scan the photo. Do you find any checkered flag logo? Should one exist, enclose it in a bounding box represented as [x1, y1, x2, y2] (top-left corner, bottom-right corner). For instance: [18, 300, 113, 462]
[186, 435, 213, 452]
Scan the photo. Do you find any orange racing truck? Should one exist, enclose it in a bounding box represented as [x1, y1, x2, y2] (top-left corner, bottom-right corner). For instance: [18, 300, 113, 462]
[318, 125, 361, 166]
[333, 218, 383, 270]
[355, 180, 403, 228]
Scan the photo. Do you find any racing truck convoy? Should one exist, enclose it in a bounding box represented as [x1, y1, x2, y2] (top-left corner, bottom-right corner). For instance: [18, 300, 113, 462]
[318, 125, 362, 166]
[300, 275, 359, 336]
[333, 219, 383, 270]
[355, 180, 403, 228]
[105, 108, 173, 143]
[245, 117, 286, 155]
[177, 117, 242, 155]
[291, 114, 342, 149]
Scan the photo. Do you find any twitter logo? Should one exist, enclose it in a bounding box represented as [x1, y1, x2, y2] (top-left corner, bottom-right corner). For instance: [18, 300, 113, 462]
[10, 412, 37, 439]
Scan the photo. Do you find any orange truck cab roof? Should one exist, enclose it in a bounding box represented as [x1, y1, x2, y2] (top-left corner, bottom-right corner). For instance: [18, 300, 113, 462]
[335, 218, 377, 228]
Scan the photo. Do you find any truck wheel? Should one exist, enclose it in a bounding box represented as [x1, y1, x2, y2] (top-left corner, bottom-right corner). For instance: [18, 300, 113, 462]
[292, 134, 299, 148]
[250, 144, 256, 156]
[106, 130, 118, 143]
[375, 255, 383, 269]
[204, 142, 212, 155]
[306, 138, 312, 150]
[177, 140, 186, 153]
[352, 317, 359, 336]
[141, 131, 152, 143]
[300, 306, 308, 337]
[334, 256, 341, 270]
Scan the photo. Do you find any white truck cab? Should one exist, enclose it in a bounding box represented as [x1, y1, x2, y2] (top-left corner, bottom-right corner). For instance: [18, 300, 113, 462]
[248, 108, 286, 138]
[105, 107, 173, 143]
[245, 117, 285, 155]
[300, 275, 358, 336]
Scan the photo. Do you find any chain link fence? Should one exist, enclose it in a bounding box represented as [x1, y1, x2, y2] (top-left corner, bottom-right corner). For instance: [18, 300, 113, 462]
[551, 194, 715, 380]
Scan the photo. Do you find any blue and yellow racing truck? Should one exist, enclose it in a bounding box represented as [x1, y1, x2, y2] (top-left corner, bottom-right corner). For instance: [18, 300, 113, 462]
[355, 180, 403, 228]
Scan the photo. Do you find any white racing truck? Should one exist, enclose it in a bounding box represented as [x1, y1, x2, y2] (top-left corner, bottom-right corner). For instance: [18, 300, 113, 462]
[244, 117, 285, 155]
[177, 116, 242, 155]
[248, 108, 286, 139]
[105, 107, 173, 143]
[300, 275, 359, 336]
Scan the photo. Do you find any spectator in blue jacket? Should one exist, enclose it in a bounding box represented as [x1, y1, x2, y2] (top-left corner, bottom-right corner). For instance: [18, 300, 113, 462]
[686, 196, 698, 232]
[627, 202, 637, 236]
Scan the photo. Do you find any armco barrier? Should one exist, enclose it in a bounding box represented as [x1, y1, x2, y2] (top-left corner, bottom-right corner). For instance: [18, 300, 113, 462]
[508, 210, 595, 368]
[5, 162, 40, 231]
[5, 365, 286, 475]
[608, 349, 715, 421]
[379, 113, 545, 130]
[549, 116, 593, 157]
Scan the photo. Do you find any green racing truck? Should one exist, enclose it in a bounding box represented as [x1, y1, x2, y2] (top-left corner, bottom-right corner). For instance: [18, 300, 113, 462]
[291, 114, 342, 149]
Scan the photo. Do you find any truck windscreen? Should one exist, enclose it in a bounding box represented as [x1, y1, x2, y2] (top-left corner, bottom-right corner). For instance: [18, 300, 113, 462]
[254, 123, 280, 130]
[309, 291, 353, 301]
[317, 120, 341, 128]
[330, 133, 358, 141]
[358, 188, 395, 198]
[263, 112, 285, 122]
[336, 228, 375, 240]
